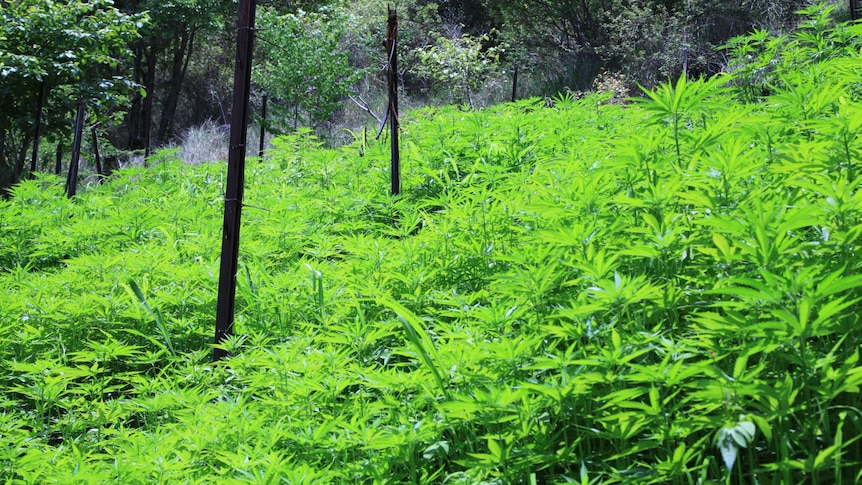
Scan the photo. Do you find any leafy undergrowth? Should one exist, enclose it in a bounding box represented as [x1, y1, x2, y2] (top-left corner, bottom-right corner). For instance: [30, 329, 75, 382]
[2, 10, 862, 485]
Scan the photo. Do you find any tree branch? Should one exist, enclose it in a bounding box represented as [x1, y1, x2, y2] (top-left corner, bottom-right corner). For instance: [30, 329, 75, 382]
[348, 94, 383, 125]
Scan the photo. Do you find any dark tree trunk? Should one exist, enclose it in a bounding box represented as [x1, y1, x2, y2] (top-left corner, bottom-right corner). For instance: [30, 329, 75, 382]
[127, 44, 144, 149]
[157, 29, 196, 144]
[126, 43, 157, 157]
[55, 143, 63, 175]
[0, 117, 7, 178]
[30, 80, 47, 177]
[259, 95, 267, 159]
[13, 135, 30, 185]
[143, 44, 156, 159]
[511, 65, 519, 102]
[91, 127, 103, 181]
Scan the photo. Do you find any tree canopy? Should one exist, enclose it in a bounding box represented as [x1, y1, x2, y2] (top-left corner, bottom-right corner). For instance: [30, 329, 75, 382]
[0, 0, 145, 188]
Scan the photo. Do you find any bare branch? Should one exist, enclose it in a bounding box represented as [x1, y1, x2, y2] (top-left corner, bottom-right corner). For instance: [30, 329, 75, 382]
[348, 94, 383, 126]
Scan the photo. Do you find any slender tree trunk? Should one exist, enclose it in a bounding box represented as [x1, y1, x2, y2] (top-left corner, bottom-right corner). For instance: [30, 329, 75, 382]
[91, 127, 103, 180]
[55, 143, 63, 175]
[143, 44, 156, 160]
[157, 29, 196, 143]
[511, 65, 519, 102]
[13, 135, 30, 184]
[127, 45, 143, 149]
[259, 95, 267, 158]
[30, 80, 47, 177]
[0, 117, 7, 178]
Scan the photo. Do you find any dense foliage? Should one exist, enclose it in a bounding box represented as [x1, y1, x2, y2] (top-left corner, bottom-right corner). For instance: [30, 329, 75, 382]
[254, 8, 364, 132]
[1, 8, 862, 484]
[0, 0, 145, 189]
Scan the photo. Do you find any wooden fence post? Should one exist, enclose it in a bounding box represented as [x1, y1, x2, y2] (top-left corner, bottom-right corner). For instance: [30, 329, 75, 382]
[214, 0, 257, 362]
[387, 7, 400, 196]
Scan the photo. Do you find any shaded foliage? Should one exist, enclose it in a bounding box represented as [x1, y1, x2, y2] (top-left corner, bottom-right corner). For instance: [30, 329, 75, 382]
[0, 0, 144, 190]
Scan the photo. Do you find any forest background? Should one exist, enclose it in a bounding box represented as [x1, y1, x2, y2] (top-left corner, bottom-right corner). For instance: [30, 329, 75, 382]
[0, 0, 856, 192]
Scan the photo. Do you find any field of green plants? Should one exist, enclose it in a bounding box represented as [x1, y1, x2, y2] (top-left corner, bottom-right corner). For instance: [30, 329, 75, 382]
[2, 9, 862, 484]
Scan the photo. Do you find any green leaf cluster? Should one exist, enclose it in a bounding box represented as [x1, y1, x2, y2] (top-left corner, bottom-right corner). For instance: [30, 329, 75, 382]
[254, 7, 365, 132]
[412, 32, 505, 107]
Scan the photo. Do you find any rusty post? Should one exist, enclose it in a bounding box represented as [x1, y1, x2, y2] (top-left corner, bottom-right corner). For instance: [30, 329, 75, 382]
[214, 0, 257, 362]
[387, 7, 400, 196]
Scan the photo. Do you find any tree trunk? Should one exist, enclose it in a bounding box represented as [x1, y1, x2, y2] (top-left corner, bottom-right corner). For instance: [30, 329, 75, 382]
[55, 143, 63, 175]
[127, 44, 144, 149]
[13, 135, 30, 185]
[259, 95, 267, 158]
[30, 80, 47, 177]
[91, 127, 103, 180]
[126, 43, 157, 156]
[157, 29, 196, 143]
[143, 44, 156, 159]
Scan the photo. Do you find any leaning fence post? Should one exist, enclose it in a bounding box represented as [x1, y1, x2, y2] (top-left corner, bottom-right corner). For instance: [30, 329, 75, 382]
[214, 0, 257, 362]
[387, 7, 400, 196]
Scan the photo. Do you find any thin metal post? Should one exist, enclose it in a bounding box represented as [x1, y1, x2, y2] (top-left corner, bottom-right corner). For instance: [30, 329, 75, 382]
[66, 99, 85, 198]
[214, 0, 256, 361]
[387, 8, 400, 196]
